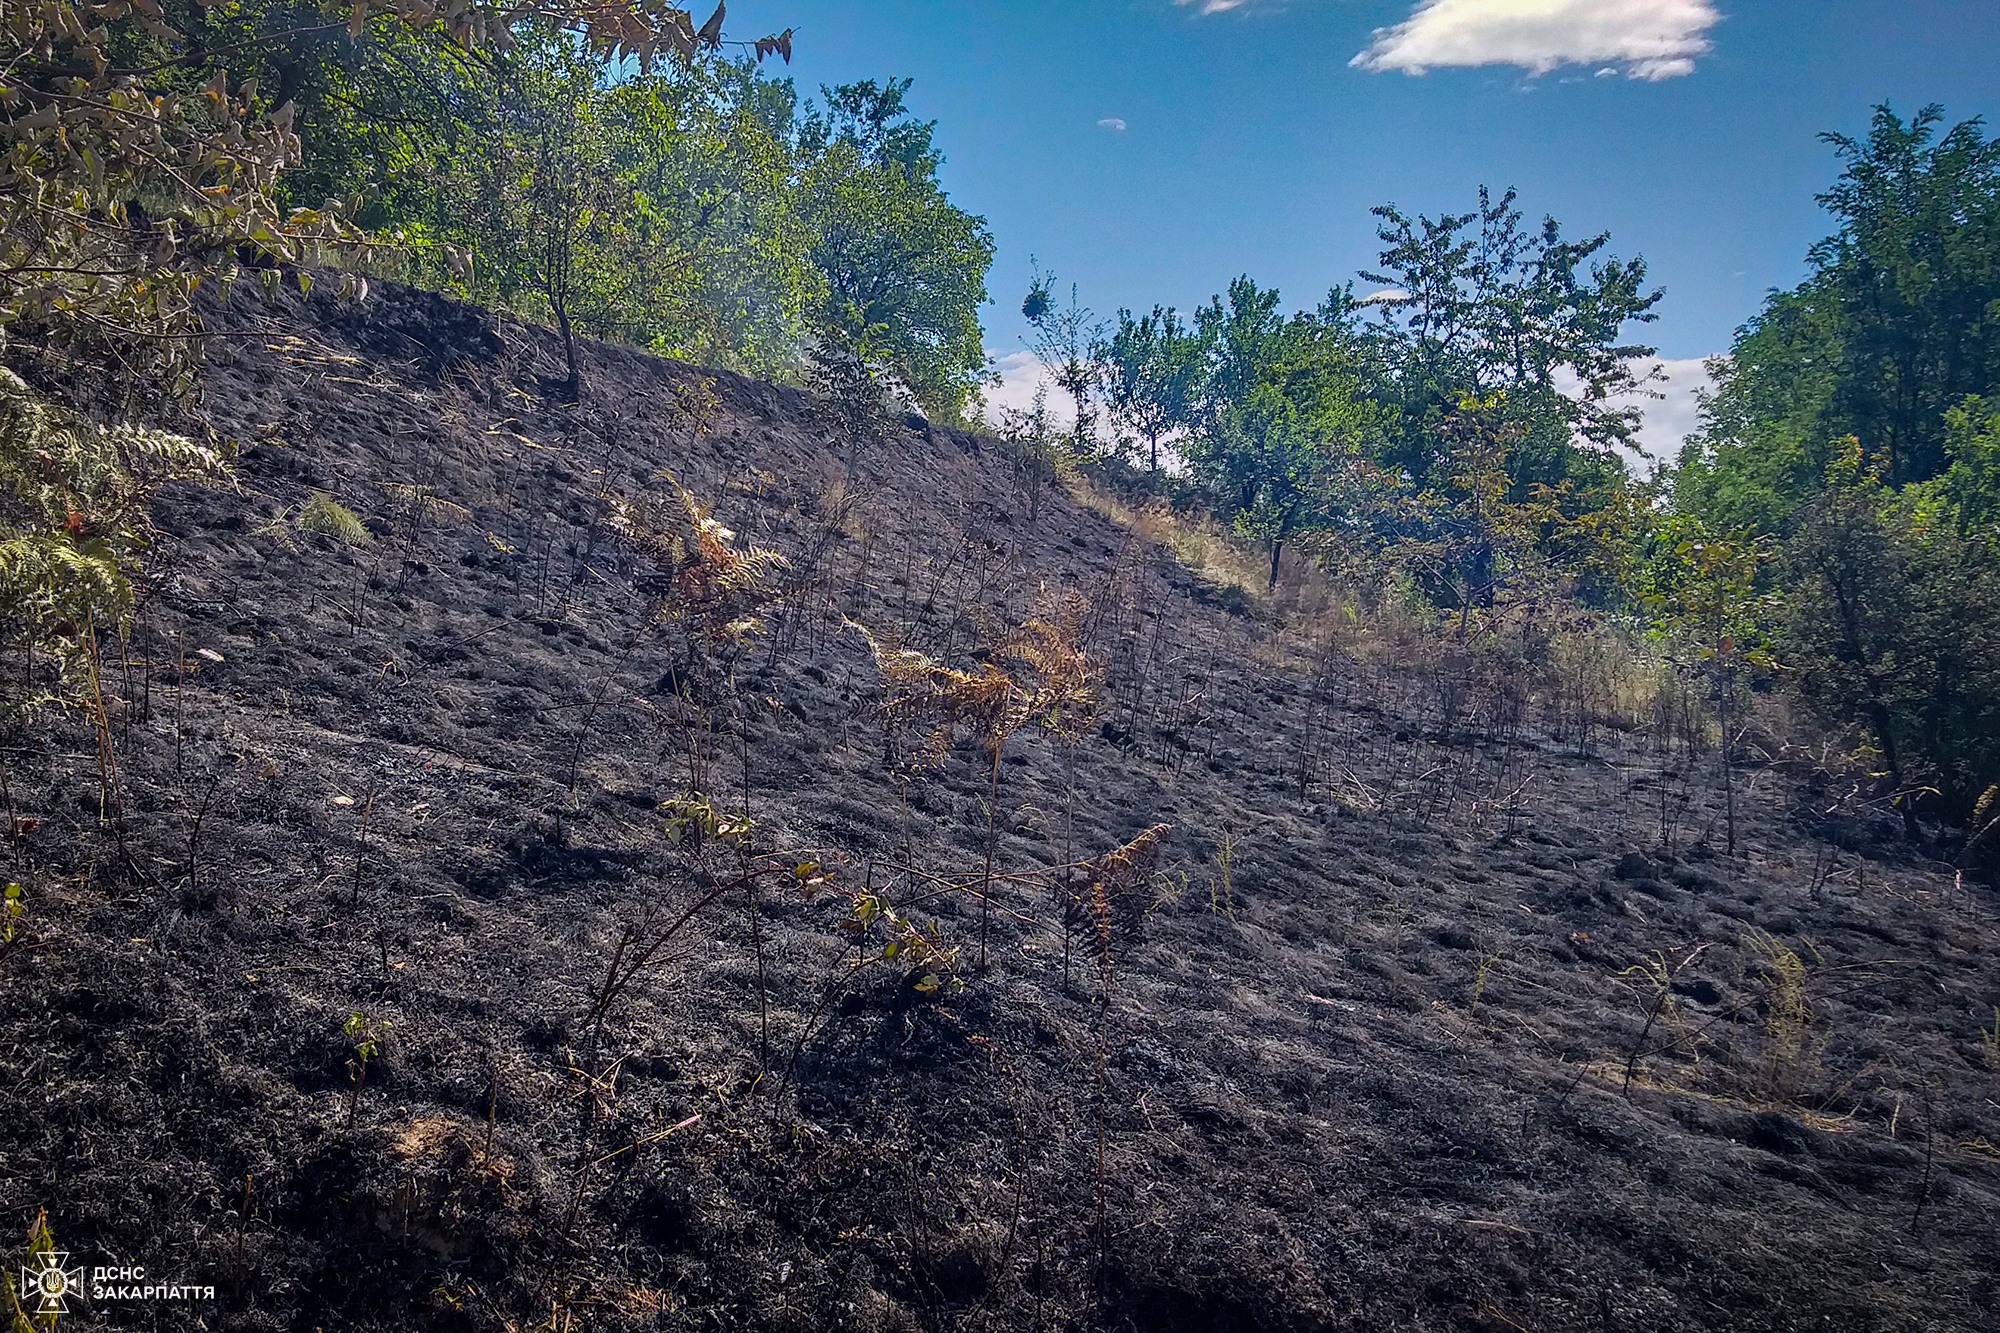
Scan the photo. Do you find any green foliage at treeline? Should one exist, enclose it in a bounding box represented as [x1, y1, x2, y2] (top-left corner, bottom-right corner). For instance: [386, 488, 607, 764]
[1675, 106, 2000, 829]
[19, 1, 991, 418]
[1027, 105, 2000, 833]
[1024, 184, 1663, 612]
[230, 16, 995, 416]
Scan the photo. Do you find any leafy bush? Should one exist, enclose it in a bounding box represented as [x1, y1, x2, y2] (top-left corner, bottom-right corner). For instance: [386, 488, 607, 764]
[1779, 443, 2000, 826]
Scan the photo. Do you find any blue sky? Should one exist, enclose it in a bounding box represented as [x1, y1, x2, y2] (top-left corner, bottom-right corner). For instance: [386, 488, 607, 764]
[728, 0, 1999, 450]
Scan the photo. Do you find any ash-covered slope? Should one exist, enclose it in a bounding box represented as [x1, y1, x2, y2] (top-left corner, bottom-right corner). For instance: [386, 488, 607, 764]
[2, 284, 1995, 1332]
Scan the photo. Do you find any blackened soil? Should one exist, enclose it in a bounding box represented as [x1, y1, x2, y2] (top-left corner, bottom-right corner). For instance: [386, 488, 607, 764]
[1, 283, 1996, 1332]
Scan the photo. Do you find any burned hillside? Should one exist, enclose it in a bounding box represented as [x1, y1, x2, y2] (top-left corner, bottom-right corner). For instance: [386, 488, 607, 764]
[1, 284, 1996, 1332]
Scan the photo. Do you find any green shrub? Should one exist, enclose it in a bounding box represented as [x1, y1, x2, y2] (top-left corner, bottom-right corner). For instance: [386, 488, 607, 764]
[1779, 443, 2000, 827]
[0, 368, 224, 699]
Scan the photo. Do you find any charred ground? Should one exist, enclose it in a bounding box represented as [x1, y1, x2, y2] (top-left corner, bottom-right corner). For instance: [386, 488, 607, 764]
[1, 285, 1996, 1332]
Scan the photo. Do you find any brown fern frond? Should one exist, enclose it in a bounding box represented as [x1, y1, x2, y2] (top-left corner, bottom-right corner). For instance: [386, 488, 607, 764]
[858, 622, 1022, 762]
[999, 586, 1102, 736]
[1057, 823, 1173, 968]
[610, 473, 786, 643]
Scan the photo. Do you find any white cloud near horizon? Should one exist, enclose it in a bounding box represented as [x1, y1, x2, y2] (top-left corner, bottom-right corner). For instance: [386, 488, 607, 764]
[980, 351, 1079, 433]
[1626, 355, 1715, 464]
[1352, 0, 1721, 81]
[1098, 116, 1129, 132]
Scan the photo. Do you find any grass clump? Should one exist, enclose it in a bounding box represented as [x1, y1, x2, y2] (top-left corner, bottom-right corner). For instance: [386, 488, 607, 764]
[295, 491, 371, 544]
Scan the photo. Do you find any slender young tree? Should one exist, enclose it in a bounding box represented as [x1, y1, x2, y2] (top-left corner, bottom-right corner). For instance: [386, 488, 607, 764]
[1097, 305, 1208, 474]
[1181, 283, 1377, 588]
[1023, 266, 1103, 462]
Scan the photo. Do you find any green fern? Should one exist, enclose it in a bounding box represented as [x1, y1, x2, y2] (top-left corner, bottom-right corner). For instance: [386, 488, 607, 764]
[0, 534, 132, 630]
[6, 1209, 63, 1331]
[0, 367, 224, 697]
[295, 491, 371, 544]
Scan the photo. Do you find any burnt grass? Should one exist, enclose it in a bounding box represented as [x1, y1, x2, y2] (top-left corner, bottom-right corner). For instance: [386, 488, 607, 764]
[2, 283, 1998, 1332]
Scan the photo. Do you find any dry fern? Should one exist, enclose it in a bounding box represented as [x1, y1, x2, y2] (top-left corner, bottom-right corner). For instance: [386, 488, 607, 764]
[856, 586, 1103, 767]
[609, 472, 787, 644]
[1057, 823, 1172, 974]
[998, 586, 1102, 737]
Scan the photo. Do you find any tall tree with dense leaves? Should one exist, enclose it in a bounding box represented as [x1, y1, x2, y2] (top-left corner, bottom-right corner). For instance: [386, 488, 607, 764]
[796, 79, 994, 421]
[1361, 187, 1662, 494]
[1678, 105, 2000, 530]
[1097, 305, 1208, 474]
[249, 24, 819, 377]
[602, 62, 821, 375]
[1195, 277, 1286, 421]
[1814, 106, 2000, 486]
[479, 40, 627, 402]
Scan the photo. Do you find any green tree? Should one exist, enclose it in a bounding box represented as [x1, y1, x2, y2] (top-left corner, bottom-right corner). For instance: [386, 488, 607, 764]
[1670, 297, 1843, 536]
[1941, 396, 2000, 533]
[1780, 442, 2000, 830]
[1676, 105, 2000, 531]
[1814, 106, 2000, 486]
[602, 61, 821, 375]
[1393, 394, 1566, 640]
[473, 40, 626, 402]
[1182, 284, 1376, 589]
[797, 79, 994, 420]
[1637, 516, 1774, 854]
[1096, 305, 1208, 475]
[1361, 186, 1661, 494]
[1195, 276, 1286, 417]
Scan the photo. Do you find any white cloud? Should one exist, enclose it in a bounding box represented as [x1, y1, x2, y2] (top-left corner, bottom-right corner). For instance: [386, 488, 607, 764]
[1175, 0, 1256, 12]
[1352, 0, 1720, 81]
[1098, 117, 1128, 132]
[1359, 287, 1413, 306]
[1551, 355, 1716, 470]
[1628, 355, 1716, 463]
[980, 351, 1078, 432]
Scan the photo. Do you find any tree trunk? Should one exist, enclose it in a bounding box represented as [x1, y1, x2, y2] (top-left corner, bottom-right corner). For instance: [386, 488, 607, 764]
[554, 299, 581, 404]
[1825, 553, 1920, 839]
[1719, 661, 1736, 856]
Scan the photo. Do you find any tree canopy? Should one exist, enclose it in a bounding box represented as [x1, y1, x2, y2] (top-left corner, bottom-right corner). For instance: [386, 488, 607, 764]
[1668, 104, 2000, 823]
